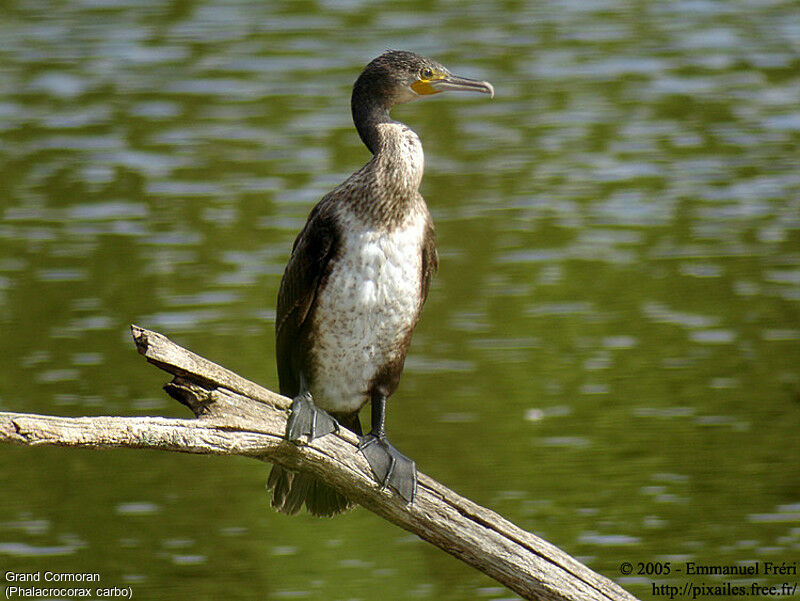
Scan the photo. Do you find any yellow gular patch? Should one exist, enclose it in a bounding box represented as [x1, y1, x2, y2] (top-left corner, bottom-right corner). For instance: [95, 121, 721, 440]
[411, 76, 444, 95]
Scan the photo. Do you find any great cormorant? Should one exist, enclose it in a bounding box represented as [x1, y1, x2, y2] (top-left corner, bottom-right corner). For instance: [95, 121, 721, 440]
[268, 50, 494, 516]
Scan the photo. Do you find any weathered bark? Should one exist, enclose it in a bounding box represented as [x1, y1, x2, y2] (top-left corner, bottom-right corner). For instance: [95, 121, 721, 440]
[0, 325, 639, 601]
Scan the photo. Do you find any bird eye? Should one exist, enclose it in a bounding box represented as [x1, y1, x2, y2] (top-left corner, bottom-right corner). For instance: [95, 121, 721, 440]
[420, 68, 434, 80]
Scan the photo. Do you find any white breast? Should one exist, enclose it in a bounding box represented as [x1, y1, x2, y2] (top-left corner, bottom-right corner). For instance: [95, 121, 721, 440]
[310, 208, 427, 413]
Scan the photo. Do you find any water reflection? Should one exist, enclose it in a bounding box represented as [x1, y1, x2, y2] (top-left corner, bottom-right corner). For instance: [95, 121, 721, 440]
[1, 0, 799, 598]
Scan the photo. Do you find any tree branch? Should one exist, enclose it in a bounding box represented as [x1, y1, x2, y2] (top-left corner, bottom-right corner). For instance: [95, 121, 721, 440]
[0, 325, 638, 601]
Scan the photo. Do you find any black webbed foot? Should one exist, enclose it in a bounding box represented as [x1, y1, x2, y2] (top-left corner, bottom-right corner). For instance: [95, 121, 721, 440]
[359, 434, 416, 503]
[286, 392, 339, 442]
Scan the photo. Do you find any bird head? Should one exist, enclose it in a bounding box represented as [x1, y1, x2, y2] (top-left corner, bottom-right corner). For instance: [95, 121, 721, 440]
[355, 50, 494, 107]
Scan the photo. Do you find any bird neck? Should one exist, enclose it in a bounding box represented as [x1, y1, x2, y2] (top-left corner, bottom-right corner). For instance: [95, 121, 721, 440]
[351, 90, 425, 197]
[351, 88, 391, 155]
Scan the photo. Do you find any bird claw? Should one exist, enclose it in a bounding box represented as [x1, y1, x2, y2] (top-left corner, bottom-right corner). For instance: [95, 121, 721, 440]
[359, 434, 416, 502]
[286, 392, 339, 442]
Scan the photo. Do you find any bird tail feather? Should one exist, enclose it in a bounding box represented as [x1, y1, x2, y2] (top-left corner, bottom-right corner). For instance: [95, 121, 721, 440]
[266, 413, 361, 517]
[267, 465, 352, 516]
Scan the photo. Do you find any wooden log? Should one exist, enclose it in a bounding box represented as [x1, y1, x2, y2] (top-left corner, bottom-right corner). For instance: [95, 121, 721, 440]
[0, 325, 639, 601]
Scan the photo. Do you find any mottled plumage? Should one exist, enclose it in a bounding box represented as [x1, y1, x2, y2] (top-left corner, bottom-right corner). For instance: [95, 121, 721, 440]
[268, 50, 492, 516]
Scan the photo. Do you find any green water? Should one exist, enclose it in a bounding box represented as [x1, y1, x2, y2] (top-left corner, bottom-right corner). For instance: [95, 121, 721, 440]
[1, 1, 799, 599]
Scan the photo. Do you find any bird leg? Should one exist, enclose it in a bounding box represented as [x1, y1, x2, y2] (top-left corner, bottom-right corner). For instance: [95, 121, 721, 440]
[285, 375, 339, 442]
[359, 393, 417, 503]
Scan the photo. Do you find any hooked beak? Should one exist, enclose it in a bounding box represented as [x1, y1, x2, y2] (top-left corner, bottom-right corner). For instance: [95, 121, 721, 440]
[411, 74, 494, 98]
[430, 74, 494, 98]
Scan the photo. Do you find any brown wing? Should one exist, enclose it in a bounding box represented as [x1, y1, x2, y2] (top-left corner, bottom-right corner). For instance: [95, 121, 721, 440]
[420, 212, 438, 305]
[275, 202, 340, 398]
